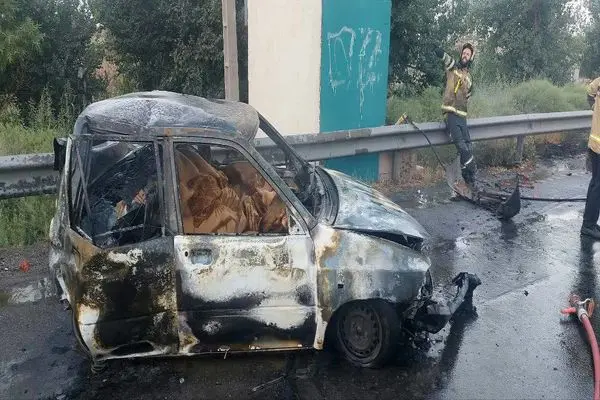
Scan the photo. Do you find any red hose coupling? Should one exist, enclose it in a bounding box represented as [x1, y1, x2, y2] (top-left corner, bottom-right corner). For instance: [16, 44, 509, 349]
[561, 294, 595, 320]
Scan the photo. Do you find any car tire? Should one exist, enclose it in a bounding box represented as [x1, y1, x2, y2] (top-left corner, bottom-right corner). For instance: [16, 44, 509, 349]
[334, 300, 400, 368]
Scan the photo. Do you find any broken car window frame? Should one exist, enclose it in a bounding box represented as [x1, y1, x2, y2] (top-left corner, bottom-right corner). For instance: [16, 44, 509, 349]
[68, 130, 168, 248]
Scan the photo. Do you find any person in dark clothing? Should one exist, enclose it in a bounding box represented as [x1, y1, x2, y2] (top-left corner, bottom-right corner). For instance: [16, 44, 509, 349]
[433, 43, 477, 189]
[581, 77, 600, 240]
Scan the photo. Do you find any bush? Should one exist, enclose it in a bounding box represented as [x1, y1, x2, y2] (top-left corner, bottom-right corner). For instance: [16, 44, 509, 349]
[510, 79, 587, 114]
[0, 95, 23, 126]
[468, 80, 517, 118]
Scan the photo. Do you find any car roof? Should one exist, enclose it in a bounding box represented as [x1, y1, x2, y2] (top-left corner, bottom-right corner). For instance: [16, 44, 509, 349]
[72, 91, 260, 141]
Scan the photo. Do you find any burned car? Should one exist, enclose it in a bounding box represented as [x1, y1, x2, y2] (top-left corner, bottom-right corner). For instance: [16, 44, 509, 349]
[49, 91, 480, 369]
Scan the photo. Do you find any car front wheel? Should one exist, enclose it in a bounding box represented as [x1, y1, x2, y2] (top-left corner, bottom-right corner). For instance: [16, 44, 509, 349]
[334, 300, 400, 368]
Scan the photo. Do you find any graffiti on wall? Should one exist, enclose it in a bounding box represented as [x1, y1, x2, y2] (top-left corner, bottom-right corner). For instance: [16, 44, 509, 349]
[326, 26, 384, 119]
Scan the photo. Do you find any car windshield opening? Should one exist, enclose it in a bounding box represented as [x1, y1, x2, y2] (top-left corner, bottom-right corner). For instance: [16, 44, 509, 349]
[255, 117, 326, 220]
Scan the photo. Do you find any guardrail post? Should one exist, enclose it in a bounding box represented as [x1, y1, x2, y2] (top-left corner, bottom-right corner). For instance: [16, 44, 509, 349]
[515, 135, 525, 165]
[392, 150, 415, 182]
[378, 151, 393, 181]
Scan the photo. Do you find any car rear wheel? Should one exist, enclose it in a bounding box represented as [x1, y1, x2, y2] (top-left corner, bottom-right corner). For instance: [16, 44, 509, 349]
[335, 300, 400, 368]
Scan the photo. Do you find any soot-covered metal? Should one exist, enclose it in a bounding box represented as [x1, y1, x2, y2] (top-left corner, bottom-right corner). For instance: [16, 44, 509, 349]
[49, 91, 480, 369]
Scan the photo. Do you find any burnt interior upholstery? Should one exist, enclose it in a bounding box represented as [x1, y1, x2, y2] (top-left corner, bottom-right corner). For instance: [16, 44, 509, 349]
[175, 145, 288, 235]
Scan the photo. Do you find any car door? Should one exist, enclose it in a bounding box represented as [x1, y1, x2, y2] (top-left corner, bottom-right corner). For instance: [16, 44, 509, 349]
[169, 137, 317, 354]
[66, 137, 179, 360]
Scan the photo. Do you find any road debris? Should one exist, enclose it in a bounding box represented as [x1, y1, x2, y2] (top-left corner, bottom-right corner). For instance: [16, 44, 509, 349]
[18, 260, 30, 273]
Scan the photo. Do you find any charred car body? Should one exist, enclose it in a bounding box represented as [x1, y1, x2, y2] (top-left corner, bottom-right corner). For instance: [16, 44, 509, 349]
[49, 91, 480, 368]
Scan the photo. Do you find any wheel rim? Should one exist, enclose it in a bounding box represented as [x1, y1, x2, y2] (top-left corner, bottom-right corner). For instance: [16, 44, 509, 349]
[338, 303, 383, 360]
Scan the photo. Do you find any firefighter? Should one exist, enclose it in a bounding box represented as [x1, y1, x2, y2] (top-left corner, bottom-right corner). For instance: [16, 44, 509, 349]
[581, 77, 600, 240]
[433, 43, 477, 190]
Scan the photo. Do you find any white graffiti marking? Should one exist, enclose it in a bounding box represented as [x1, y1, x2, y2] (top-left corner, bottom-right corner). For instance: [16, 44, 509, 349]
[326, 26, 384, 120]
[326, 27, 356, 91]
[358, 29, 383, 117]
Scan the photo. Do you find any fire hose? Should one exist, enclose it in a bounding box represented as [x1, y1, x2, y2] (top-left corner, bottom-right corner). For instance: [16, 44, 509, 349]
[561, 294, 600, 400]
[396, 114, 588, 202]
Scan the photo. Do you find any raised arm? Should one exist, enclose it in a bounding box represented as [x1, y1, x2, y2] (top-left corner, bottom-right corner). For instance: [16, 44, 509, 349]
[433, 46, 456, 71]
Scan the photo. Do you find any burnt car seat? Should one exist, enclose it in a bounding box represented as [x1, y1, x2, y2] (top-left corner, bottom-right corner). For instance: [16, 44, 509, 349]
[223, 161, 288, 233]
[175, 146, 288, 235]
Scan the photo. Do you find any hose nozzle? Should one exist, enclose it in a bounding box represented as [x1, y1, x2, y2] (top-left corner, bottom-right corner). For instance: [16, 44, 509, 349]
[561, 294, 595, 320]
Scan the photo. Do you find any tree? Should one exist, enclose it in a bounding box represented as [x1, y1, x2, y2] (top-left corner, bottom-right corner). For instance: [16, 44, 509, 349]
[469, 0, 579, 85]
[0, 0, 104, 116]
[0, 0, 42, 72]
[89, 0, 249, 101]
[580, 0, 600, 78]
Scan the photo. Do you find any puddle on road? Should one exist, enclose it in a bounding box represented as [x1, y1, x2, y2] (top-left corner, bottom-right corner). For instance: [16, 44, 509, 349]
[393, 183, 453, 210]
[545, 208, 581, 222]
[0, 278, 54, 307]
[454, 236, 470, 251]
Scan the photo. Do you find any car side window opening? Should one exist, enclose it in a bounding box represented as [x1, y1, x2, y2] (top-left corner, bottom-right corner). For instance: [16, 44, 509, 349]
[174, 143, 289, 235]
[70, 138, 164, 249]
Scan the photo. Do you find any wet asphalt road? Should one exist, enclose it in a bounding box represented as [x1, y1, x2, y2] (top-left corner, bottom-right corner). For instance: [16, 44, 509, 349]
[1, 154, 600, 400]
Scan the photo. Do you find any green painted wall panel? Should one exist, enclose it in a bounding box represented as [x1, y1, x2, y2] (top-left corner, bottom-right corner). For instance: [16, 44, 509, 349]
[320, 0, 391, 182]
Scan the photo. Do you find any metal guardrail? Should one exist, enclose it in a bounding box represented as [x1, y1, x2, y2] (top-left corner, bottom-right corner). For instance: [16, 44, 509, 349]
[0, 111, 593, 200]
[0, 153, 59, 199]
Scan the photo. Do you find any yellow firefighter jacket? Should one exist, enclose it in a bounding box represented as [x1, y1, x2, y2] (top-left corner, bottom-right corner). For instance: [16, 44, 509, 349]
[588, 77, 600, 154]
[440, 52, 472, 118]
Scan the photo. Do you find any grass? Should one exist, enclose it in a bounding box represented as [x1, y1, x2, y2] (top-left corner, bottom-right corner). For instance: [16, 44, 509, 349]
[0, 123, 62, 156]
[0, 195, 57, 247]
[0, 121, 64, 248]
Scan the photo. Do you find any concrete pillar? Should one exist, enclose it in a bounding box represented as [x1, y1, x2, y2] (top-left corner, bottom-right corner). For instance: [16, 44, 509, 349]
[247, 0, 322, 135]
[248, 0, 392, 181]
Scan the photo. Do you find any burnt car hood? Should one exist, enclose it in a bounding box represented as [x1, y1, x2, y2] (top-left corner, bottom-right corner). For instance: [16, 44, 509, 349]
[323, 168, 430, 240]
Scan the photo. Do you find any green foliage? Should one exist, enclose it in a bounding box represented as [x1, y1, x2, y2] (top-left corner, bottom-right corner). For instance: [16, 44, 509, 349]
[469, 0, 579, 85]
[511, 80, 588, 113]
[0, 95, 23, 126]
[27, 87, 55, 130]
[0, 92, 66, 156]
[0, 97, 62, 248]
[0, 123, 60, 156]
[89, 0, 248, 100]
[580, 0, 600, 78]
[0, 0, 43, 72]
[0, 196, 55, 247]
[0, 0, 104, 118]
[387, 87, 445, 123]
